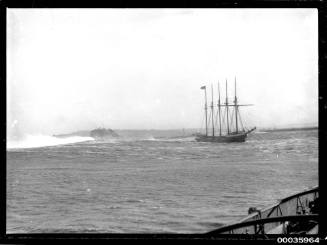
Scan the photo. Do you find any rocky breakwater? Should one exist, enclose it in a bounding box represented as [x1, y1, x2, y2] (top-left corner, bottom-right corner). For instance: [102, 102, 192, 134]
[89, 128, 119, 140]
[53, 128, 119, 140]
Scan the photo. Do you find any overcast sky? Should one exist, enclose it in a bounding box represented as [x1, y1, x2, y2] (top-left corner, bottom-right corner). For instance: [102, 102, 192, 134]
[7, 8, 318, 138]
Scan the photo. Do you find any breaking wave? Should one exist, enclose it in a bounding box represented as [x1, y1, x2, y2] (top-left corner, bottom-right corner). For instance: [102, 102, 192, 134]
[7, 135, 94, 149]
[155, 136, 196, 142]
[127, 136, 195, 142]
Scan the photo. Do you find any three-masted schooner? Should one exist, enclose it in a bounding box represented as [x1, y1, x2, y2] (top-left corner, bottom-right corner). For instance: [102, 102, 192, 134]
[195, 78, 256, 143]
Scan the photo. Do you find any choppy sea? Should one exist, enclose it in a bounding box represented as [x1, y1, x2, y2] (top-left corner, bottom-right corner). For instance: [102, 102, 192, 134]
[6, 129, 318, 233]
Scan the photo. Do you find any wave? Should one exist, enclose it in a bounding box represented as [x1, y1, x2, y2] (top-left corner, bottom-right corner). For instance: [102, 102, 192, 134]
[156, 136, 196, 142]
[7, 134, 94, 149]
[128, 136, 196, 143]
[6, 134, 196, 149]
[254, 131, 268, 134]
[86, 135, 196, 144]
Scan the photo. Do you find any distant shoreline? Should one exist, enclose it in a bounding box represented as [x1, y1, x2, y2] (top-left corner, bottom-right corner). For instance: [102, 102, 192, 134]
[262, 126, 318, 132]
[115, 126, 318, 132]
[53, 126, 318, 137]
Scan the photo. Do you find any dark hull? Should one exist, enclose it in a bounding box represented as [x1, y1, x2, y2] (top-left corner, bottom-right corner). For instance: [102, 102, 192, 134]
[195, 132, 247, 143]
[195, 127, 256, 143]
[206, 186, 319, 235]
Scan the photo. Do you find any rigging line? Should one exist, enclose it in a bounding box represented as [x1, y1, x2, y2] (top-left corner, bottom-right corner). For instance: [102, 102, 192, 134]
[221, 108, 226, 132]
[209, 110, 215, 136]
[241, 111, 249, 131]
[214, 110, 219, 132]
[239, 108, 246, 132]
[208, 110, 212, 131]
[226, 107, 232, 133]
[238, 109, 243, 130]
[221, 107, 225, 124]
[222, 109, 228, 135]
[238, 110, 245, 131]
[234, 108, 239, 132]
[230, 108, 235, 132]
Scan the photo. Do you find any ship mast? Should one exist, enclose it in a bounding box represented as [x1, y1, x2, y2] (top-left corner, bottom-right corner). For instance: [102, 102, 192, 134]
[225, 79, 230, 134]
[201, 86, 208, 136]
[211, 84, 215, 136]
[217, 81, 222, 136]
[234, 77, 238, 133]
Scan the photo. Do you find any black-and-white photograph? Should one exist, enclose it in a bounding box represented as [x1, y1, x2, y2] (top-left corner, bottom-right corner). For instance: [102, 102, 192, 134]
[6, 8, 318, 235]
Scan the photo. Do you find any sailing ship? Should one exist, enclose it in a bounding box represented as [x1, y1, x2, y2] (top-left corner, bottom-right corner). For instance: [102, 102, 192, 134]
[195, 78, 256, 143]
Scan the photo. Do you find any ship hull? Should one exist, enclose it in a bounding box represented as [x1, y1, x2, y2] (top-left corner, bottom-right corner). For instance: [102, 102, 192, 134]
[195, 132, 247, 143]
[206, 186, 319, 235]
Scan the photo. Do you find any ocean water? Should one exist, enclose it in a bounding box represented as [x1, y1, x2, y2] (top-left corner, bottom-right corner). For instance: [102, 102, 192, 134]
[6, 129, 318, 233]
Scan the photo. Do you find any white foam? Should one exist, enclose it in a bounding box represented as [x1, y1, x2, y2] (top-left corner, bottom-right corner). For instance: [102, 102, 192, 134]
[7, 134, 94, 149]
[159, 136, 196, 142]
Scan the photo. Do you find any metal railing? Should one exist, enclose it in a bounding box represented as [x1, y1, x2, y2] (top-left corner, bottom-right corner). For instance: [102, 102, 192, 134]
[206, 214, 318, 235]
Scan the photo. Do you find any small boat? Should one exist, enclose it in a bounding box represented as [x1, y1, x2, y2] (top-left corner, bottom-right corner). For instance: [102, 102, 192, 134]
[195, 78, 256, 143]
[206, 186, 319, 235]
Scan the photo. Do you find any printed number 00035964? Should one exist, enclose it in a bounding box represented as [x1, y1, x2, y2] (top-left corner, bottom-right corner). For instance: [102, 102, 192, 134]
[277, 237, 320, 243]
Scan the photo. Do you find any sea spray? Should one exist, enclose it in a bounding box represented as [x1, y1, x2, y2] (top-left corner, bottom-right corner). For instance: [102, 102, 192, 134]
[7, 134, 94, 149]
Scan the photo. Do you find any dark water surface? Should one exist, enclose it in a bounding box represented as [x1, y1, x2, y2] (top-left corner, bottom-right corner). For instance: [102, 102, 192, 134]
[7, 129, 318, 233]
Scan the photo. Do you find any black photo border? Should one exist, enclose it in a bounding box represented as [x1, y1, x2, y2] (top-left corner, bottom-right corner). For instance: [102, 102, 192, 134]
[1, 0, 326, 243]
